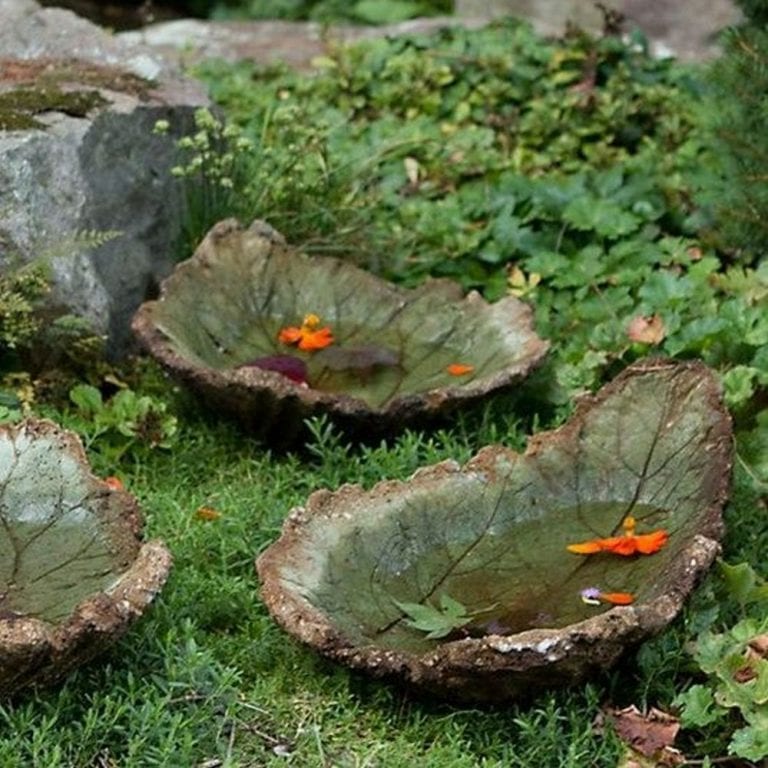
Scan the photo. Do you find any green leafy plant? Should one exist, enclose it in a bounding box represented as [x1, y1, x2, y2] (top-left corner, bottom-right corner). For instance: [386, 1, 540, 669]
[700, 6, 768, 258]
[674, 561, 768, 761]
[393, 594, 485, 640]
[718, 560, 768, 611]
[674, 614, 768, 761]
[0, 261, 49, 353]
[157, 109, 257, 257]
[188, 22, 744, 400]
[206, 0, 452, 23]
[66, 384, 178, 465]
[0, 402, 21, 424]
[0, 231, 120, 405]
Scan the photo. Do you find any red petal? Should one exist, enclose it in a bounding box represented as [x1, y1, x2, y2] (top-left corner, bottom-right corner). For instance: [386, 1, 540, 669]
[599, 592, 635, 605]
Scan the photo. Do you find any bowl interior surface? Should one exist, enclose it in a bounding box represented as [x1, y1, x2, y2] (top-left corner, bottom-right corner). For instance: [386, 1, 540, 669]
[287, 476, 703, 655]
[261, 360, 732, 661]
[0, 426, 138, 623]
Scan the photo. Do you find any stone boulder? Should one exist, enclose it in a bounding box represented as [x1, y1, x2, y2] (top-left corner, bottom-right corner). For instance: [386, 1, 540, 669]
[454, 0, 740, 60]
[0, 0, 210, 354]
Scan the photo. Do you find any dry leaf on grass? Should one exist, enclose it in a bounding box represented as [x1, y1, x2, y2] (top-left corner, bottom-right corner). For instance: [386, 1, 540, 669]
[627, 314, 666, 345]
[607, 705, 685, 766]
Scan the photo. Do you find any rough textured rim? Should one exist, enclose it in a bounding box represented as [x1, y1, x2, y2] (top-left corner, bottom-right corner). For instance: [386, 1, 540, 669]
[256, 359, 733, 702]
[132, 218, 549, 440]
[0, 419, 172, 698]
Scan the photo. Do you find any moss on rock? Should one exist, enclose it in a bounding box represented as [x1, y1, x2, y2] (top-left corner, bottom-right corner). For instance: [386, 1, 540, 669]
[0, 85, 108, 130]
[0, 57, 156, 131]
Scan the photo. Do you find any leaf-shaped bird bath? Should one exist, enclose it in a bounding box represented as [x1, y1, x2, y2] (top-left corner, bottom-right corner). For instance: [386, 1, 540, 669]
[132, 219, 548, 443]
[257, 360, 732, 702]
[0, 420, 172, 697]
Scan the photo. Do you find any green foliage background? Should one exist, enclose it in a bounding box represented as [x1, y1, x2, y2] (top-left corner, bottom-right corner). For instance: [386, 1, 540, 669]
[191, 0, 453, 24]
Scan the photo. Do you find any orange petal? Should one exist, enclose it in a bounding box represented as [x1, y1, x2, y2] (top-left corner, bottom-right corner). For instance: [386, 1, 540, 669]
[604, 536, 640, 556]
[104, 476, 124, 491]
[195, 506, 222, 521]
[567, 541, 605, 554]
[297, 327, 334, 351]
[567, 535, 629, 555]
[599, 592, 634, 605]
[568, 530, 668, 557]
[633, 529, 669, 555]
[278, 326, 303, 345]
[447, 363, 474, 376]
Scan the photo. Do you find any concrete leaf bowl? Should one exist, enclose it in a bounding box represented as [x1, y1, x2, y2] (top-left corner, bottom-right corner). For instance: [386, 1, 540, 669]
[132, 219, 549, 444]
[0, 419, 172, 697]
[257, 360, 732, 702]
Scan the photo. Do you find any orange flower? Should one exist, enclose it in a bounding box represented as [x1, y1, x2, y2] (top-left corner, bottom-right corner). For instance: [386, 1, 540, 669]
[580, 587, 634, 606]
[567, 516, 668, 557]
[278, 313, 334, 352]
[446, 363, 474, 376]
[104, 476, 125, 491]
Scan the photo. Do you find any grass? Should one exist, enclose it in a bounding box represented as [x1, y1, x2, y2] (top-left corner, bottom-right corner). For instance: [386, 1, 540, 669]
[0, 407, 627, 767]
[0, 396, 762, 767]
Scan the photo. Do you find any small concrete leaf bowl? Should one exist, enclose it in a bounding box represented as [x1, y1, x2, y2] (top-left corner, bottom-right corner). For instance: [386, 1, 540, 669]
[0, 419, 172, 697]
[132, 219, 549, 444]
[257, 360, 732, 703]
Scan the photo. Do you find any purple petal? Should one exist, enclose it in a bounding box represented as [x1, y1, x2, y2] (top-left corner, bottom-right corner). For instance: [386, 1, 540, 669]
[580, 587, 602, 605]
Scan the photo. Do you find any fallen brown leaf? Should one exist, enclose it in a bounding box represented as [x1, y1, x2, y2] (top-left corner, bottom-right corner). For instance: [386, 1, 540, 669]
[616, 744, 685, 768]
[733, 664, 758, 683]
[607, 705, 682, 763]
[627, 315, 666, 345]
[195, 506, 222, 521]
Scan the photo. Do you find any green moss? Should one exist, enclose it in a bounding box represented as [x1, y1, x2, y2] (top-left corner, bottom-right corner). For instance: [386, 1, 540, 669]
[0, 57, 156, 132]
[0, 86, 108, 131]
[29, 60, 155, 100]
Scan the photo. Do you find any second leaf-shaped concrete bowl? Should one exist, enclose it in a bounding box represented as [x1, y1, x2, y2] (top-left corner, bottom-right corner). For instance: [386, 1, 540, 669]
[257, 360, 732, 702]
[0, 419, 172, 697]
[132, 219, 548, 443]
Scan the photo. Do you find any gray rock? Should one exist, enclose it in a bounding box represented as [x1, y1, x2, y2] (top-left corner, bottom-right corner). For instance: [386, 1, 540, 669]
[118, 16, 490, 71]
[0, 0, 210, 354]
[454, 0, 740, 60]
[119, 0, 739, 72]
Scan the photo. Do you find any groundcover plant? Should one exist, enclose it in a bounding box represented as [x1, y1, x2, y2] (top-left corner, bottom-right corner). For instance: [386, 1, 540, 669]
[0, 14, 765, 768]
